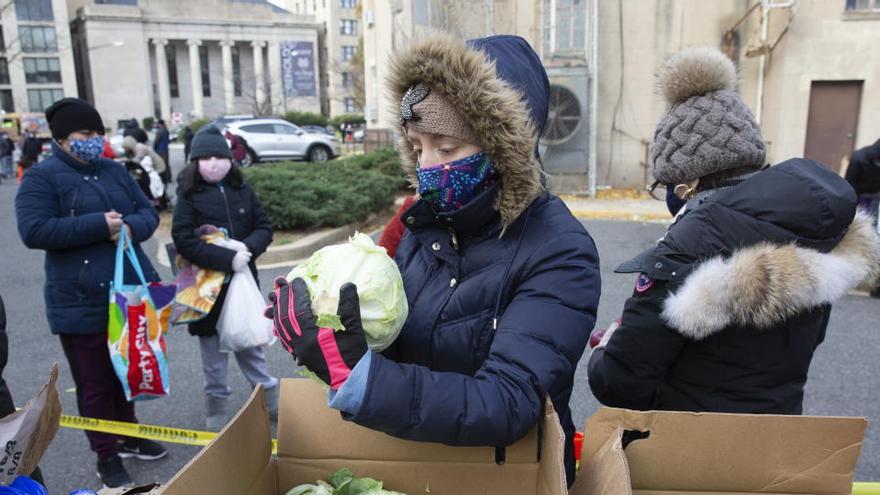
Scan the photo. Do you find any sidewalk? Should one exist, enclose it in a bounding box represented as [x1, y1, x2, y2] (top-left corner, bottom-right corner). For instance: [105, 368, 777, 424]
[560, 193, 671, 223]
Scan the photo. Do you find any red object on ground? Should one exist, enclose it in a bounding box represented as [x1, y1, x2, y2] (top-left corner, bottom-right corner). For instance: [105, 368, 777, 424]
[573, 431, 584, 462]
[378, 196, 417, 258]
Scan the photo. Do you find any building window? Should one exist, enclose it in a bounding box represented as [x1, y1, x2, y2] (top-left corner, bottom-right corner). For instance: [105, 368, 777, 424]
[23, 57, 61, 83]
[340, 45, 356, 62]
[165, 44, 179, 98]
[199, 45, 211, 97]
[0, 29, 5, 53]
[542, 0, 586, 55]
[27, 88, 63, 112]
[15, 0, 54, 21]
[846, 0, 880, 10]
[231, 45, 242, 97]
[340, 19, 358, 35]
[341, 71, 351, 88]
[0, 90, 13, 112]
[344, 97, 358, 113]
[0, 59, 8, 85]
[19, 26, 57, 53]
[340, 0, 357, 9]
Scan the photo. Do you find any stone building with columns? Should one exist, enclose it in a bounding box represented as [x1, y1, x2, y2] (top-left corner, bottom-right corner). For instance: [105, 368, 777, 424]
[68, 0, 322, 129]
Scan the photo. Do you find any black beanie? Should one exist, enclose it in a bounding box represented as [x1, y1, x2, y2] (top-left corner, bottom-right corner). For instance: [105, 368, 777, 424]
[189, 125, 232, 161]
[45, 98, 105, 140]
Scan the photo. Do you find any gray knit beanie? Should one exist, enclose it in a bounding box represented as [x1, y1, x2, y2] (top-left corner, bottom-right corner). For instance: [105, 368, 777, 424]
[651, 47, 766, 184]
[190, 125, 232, 161]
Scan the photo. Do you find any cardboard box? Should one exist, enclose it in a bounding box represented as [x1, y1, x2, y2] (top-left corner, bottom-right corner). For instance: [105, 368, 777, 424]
[160, 379, 568, 494]
[569, 407, 867, 495]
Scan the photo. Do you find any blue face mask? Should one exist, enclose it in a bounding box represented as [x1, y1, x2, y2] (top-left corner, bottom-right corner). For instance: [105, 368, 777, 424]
[69, 136, 105, 164]
[416, 151, 496, 213]
[666, 185, 687, 216]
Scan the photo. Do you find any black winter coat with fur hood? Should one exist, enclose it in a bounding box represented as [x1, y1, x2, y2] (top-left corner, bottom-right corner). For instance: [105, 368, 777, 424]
[589, 159, 880, 414]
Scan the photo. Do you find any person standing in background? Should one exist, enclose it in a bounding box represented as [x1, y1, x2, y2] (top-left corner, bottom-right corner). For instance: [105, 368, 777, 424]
[845, 138, 880, 298]
[153, 119, 171, 184]
[183, 126, 194, 163]
[172, 125, 278, 431]
[0, 132, 14, 179]
[15, 98, 167, 489]
[18, 128, 42, 181]
[0, 295, 45, 485]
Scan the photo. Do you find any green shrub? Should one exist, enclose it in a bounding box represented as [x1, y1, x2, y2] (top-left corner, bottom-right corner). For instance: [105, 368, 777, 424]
[142, 116, 155, 129]
[283, 111, 328, 127]
[243, 147, 406, 230]
[329, 113, 365, 132]
[189, 118, 212, 133]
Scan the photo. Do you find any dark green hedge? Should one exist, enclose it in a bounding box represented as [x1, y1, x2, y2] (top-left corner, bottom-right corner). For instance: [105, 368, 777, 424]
[282, 111, 328, 127]
[243, 148, 407, 230]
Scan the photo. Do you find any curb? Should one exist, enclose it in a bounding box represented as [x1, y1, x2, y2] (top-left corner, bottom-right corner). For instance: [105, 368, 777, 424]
[156, 216, 388, 270]
[260, 225, 354, 265]
[569, 210, 671, 223]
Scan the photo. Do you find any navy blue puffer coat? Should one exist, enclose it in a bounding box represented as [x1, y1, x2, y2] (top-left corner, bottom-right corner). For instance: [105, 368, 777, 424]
[15, 142, 159, 335]
[341, 34, 601, 484]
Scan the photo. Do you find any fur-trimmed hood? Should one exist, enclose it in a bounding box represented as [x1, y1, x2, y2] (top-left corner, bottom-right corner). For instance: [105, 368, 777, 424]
[387, 34, 550, 229]
[619, 158, 880, 339]
[663, 211, 880, 339]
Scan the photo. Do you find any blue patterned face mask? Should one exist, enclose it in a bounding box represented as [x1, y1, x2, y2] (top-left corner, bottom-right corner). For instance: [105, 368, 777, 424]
[416, 151, 496, 213]
[69, 136, 105, 164]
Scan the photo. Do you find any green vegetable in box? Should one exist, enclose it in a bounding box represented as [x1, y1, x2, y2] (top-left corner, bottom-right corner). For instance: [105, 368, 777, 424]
[285, 468, 406, 495]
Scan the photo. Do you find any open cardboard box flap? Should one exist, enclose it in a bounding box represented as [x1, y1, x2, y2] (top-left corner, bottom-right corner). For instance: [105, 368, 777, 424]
[570, 407, 867, 495]
[162, 378, 569, 494]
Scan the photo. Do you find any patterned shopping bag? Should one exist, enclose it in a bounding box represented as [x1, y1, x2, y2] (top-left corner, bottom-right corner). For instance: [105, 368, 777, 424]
[107, 228, 176, 401]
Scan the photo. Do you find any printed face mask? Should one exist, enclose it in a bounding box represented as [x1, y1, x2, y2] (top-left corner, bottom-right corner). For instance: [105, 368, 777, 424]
[69, 136, 105, 164]
[416, 151, 496, 213]
[198, 158, 232, 183]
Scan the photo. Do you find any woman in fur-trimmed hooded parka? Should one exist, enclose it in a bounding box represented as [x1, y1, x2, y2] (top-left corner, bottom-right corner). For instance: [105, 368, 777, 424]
[588, 47, 880, 415]
[267, 34, 601, 484]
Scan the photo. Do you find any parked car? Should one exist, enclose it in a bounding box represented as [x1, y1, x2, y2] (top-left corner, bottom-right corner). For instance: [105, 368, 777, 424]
[226, 118, 340, 165]
[211, 114, 256, 131]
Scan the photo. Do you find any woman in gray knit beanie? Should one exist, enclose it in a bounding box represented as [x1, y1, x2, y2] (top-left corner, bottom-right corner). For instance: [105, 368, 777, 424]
[649, 46, 767, 212]
[588, 47, 880, 417]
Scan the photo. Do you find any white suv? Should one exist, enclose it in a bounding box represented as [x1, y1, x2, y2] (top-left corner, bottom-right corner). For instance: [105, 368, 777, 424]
[226, 118, 340, 165]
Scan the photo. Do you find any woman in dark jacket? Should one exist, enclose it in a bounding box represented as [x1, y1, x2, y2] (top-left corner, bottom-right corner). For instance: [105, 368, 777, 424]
[15, 98, 166, 489]
[268, 34, 601, 485]
[171, 125, 277, 432]
[588, 47, 880, 415]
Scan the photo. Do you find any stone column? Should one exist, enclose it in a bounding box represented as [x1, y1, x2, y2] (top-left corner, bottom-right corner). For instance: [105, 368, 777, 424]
[187, 39, 204, 118]
[267, 41, 283, 112]
[152, 39, 171, 119]
[220, 40, 235, 114]
[251, 41, 267, 111]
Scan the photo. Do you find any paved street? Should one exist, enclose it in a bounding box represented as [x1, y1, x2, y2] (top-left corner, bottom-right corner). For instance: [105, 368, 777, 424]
[0, 154, 878, 491]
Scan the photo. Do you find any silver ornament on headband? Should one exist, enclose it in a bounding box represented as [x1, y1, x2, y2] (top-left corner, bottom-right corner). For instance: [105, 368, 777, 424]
[400, 84, 430, 126]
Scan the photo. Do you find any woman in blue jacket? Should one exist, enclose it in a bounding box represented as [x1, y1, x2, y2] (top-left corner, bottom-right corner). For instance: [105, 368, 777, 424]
[268, 34, 601, 484]
[15, 98, 166, 489]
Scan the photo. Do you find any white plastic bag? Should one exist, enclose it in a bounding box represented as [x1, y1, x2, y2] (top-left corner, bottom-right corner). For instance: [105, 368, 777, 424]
[217, 270, 275, 352]
[140, 155, 165, 199]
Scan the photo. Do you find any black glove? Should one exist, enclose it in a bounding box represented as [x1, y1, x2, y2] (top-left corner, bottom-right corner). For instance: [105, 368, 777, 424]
[266, 277, 367, 390]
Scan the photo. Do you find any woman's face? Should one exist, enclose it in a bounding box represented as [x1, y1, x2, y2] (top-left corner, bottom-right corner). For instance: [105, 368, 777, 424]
[406, 128, 481, 167]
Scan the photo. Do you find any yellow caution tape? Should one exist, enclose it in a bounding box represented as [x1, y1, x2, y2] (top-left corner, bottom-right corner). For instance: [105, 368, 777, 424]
[58, 414, 278, 453]
[853, 483, 880, 495]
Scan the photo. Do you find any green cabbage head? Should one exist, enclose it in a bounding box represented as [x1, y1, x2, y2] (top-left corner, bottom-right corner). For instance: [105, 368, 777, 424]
[287, 233, 408, 351]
